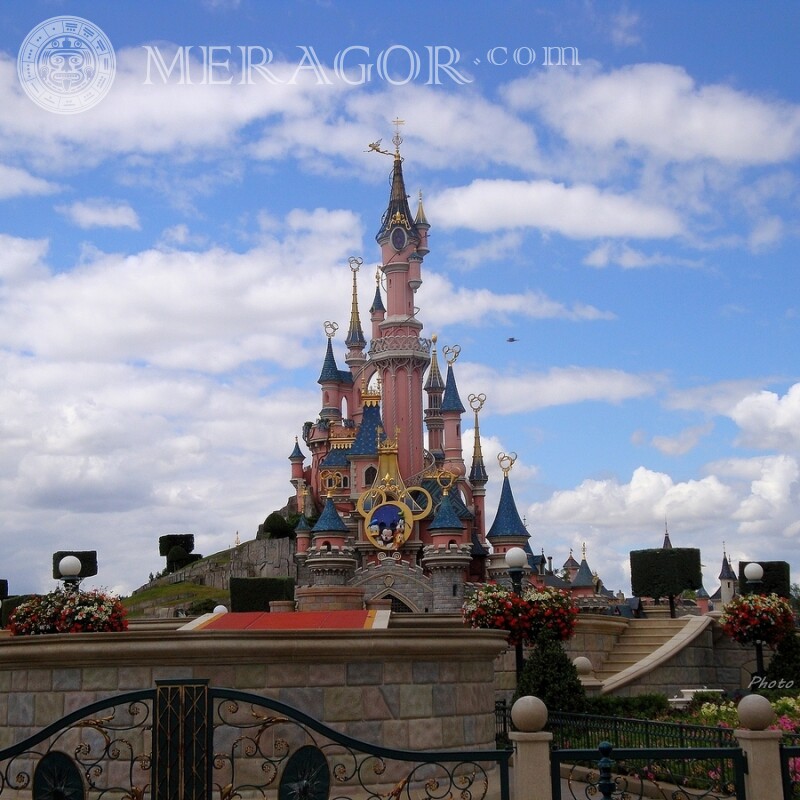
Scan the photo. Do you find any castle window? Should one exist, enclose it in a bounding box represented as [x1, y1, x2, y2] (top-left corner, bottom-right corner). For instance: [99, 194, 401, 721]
[365, 466, 377, 485]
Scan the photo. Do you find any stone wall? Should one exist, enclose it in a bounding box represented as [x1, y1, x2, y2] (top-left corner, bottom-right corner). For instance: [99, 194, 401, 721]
[0, 625, 507, 754]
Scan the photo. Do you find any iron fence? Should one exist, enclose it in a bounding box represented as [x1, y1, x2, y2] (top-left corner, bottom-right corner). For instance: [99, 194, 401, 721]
[551, 740, 747, 800]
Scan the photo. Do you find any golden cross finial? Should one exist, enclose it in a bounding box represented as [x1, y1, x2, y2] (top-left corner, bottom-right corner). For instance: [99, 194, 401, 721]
[392, 117, 405, 151]
[324, 320, 339, 338]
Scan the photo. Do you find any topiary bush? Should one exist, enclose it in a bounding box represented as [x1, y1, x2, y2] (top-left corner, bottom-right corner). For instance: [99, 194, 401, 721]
[230, 577, 295, 612]
[584, 693, 670, 719]
[763, 631, 800, 691]
[513, 629, 586, 712]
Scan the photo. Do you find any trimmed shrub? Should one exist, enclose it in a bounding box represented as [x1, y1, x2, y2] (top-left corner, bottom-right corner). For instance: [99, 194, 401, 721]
[737, 560, 791, 598]
[584, 693, 670, 719]
[159, 534, 195, 557]
[230, 577, 295, 612]
[630, 548, 702, 601]
[513, 629, 586, 712]
[256, 511, 294, 540]
[764, 631, 800, 689]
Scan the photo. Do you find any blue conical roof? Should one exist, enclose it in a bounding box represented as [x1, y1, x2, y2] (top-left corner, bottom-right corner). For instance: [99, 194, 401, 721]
[350, 402, 385, 456]
[312, 497, 349, 533]
[370, 284, 385, 314]
[289, 438, 304, 461]
[428, 492, 464, 532]
[487, 475, 527, 538]
[318, 338, 340, 384]
[294, 515, 311, 533]
[572, 558, 595, 588]
[441, 365, 465, 413]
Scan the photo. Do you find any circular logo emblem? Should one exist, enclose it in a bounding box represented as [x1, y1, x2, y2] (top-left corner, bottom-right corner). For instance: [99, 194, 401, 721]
[18, 16, 115, 114]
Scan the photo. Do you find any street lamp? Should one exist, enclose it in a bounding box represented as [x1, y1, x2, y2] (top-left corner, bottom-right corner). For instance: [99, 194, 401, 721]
[505, 546, 528, 682]
[58, 555, 82, 592]
[744, 562, 765, 681]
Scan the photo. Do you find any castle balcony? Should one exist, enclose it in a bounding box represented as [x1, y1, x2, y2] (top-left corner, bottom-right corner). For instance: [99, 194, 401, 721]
[368, 334, 432, 363]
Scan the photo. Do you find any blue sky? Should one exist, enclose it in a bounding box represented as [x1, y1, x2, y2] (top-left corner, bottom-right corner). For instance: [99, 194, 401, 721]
[1, 1, 798, 598]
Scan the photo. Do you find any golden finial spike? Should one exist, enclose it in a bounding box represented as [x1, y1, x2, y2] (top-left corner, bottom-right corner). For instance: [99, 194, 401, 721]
[582, 542, 587, 560]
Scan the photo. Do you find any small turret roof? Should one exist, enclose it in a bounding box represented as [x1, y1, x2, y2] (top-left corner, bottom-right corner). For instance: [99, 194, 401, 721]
[563, 550, 580, 569]
[487, 475, 527, 538]
[441, 364, 465, 414]
[370, 282, 385, 314]
[425, 337, 445, 392]
[318, 338, 340, 384]
[345, 264, 367, 349]
[428, 491, 464, 531]
[288, 438, 304, 461]
[719, 553, 737, 581]
[572, 558, 595, 588]
[312, 497, 349, 533]
[294, 515, 311, 533]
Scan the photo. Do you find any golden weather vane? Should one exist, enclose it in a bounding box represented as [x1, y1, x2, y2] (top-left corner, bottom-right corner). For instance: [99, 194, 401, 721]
[497, 452, 517, 476]
[443, 344, 461, 365]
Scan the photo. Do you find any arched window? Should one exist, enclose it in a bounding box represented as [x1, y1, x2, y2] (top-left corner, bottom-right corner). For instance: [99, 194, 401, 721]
[365, 466, 377, 485]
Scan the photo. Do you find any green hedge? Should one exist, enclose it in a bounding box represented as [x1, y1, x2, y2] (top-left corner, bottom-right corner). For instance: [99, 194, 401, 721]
[737, 560, 791, 597]
[230, 577, 295, 612]
[584, 693, 670, 719]
[630, 548, 702, 599]
[159, 534, 195, 557]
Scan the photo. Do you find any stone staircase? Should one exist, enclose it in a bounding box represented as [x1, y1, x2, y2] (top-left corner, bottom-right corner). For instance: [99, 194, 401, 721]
[593, 617, 692, 681]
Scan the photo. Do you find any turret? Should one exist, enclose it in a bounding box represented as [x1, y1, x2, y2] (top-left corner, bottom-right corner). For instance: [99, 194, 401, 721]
[486, 453, 530, 580]
[441, 347, 466, 477]
[424, 335, 446, 461]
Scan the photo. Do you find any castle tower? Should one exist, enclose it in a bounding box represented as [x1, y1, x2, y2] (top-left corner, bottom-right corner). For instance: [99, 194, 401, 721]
[486, 453, 532, 582]
[441, 348, 467, 477]
[718, 546, 737, 606]
[424, 335, 446, 462]
[421, 478, 472, 613]
[369, 123, 431, 479]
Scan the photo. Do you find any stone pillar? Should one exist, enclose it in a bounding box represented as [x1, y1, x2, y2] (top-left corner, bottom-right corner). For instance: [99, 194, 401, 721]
[734, 694, 783, 800]
[508, 696, 553, 800]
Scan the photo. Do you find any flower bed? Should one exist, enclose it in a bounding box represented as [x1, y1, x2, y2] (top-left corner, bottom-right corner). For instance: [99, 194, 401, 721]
[7, 588, 128, 635]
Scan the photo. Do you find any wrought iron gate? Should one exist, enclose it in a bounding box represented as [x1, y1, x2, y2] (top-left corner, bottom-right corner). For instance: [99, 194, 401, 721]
[0, 679, 511, 800]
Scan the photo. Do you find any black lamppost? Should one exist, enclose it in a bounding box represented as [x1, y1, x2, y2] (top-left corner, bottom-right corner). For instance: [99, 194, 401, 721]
[505, 546, 528, 682]
[744, 561, 765, 681]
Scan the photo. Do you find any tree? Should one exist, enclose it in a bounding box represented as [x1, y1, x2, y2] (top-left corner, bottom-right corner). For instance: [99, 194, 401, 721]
[630, 548, 702, 618]
[256, 511, 294, 540]
[513, 629, 586, 712]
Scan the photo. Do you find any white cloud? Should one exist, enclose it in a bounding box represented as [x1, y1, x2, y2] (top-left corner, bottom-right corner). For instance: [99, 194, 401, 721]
[584, 241, 703, 269]
[0, 234, 49, 285]
[455, 363, 657, 415]
[0, 163, 59, 199]
[57, 199, 141, 230]
[423, 273, 615, 326]
[730, 384, 800, 451]
[610, 10, 642, 47]
[651, 422, 714, 456]
[429, 179, 682, 239]
[446, 232, 524, 271]
[505, 63, 800, 164]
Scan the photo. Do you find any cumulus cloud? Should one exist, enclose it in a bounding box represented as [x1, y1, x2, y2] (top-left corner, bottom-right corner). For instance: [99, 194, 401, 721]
[504, 63, 800, 164]
[57, 199, 141, 230]
[584, 241, 703, 269]
[429, 179, 682, 239]
[455, 363, 657, 415]
[729, 384, 800, 451]
[0, 163, 60, 199]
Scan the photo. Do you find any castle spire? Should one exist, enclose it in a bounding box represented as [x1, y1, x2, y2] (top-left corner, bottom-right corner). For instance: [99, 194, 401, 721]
[468, 393, 488, 485]
[487, 453, 528, 540]
[375, 121, 420, 244]
[344, 257, 366, 351]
